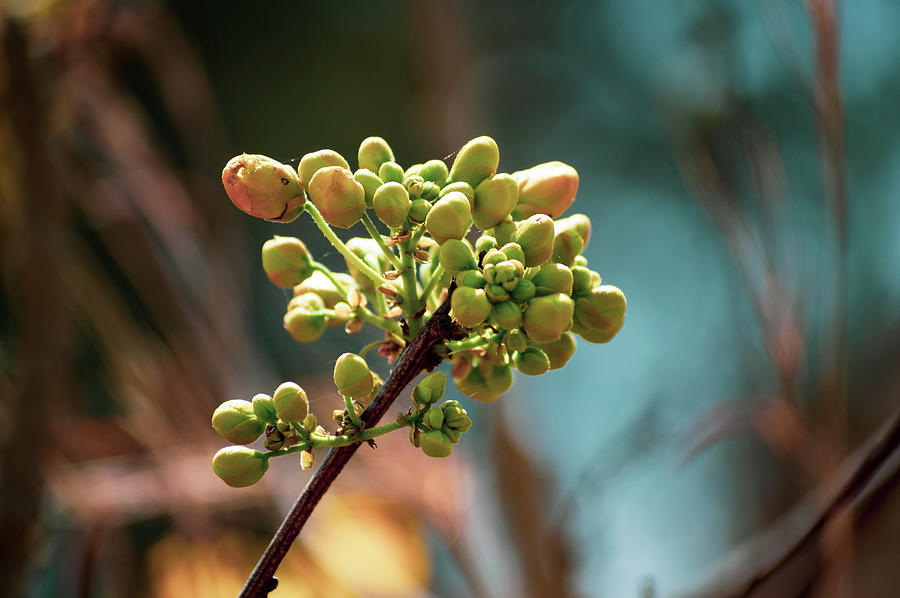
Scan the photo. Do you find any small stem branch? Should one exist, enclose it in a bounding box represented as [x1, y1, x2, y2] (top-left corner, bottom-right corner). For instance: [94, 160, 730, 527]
[400, 241, 423, 338]
[361, 213, 402, 269]
[305, 203, 389, 288]
[343, 395, 363, 429]
[419, 264, 445, 309]
[239, 287, 464, 598]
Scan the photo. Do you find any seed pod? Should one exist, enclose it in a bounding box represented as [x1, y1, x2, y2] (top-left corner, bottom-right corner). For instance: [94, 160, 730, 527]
[358, 136, 395, 173]
[378, 161, 405, 184]
[531, 262, 574, 296]
[512, 347, 551, 376]
[298, 149, 350, 190]
[573, 285, 627, 331]
[439, 239, 477, 274]
[353, 168, 383, 208]
[523, 293, 575, 343]
[511, 161, 579, 220]
[308, 166, 367, 228]
[222, 154, 306, 222]
[333, 352, 374, 399]
[261, 236, 315, 289]
[373, 182, 411, 228]
[514, 214, 555, 267]
[251, 394, 277, 424]
[408, 199, 432, 223]
[272, 381, 309, 423]
[212, 399, 266, 444]
[212, 446, 269, 487]
[532, 332, 577, 369]
[425, 192, 472, 244]
[283, 293, 328, 342]
[454, 363, 514, 403]
[450, 286, 492, 328]
[472, 173, 519, 230]
[439, 181, 475, 208]
[449, 136, 499, 188]
[492, 301, 523, 330]
[419, 429, 453, 458]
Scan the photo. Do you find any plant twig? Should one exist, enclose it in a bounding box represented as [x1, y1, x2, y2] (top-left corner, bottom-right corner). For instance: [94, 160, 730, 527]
[239, 286, 464, 598]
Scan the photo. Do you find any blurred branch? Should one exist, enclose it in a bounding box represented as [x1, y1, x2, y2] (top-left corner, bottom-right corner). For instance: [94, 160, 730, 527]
[239, 291, 464, 598]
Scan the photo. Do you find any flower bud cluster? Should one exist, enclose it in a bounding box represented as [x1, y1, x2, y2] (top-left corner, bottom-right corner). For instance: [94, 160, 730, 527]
[407, 372, 472, 458]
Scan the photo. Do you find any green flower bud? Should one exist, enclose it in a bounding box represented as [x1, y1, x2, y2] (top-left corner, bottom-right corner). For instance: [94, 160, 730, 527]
[212, 446, 269, 487]
[456, 269, 486, 288]
[308, 166, 366, 228]
[573, 285, 627, 331]
[473, 173, 519, 230]
[261, 236, 315, 289]
[441, 400, 472, 432]
[212, 399, 266, 444]
[408, 198, 432, 223]
[531, 262, 574, 296]
[409, 426, 421, 448]
[499, 242, 525, 264]
[358, 136, 395, 173]
[298, 149, 350, 190]
[571, 266, 594, 295]
[449, 136, 499, 188]
[353, 168, 383, 208]
[511, 161, 579, 220]
[404, 174, 425, 198]
[373, 182, 411, 228]
[532, 332, 577, 369]
[333, 352, 374, 399]
[222, 154, 306, 222]
[510, 279, 537, 303]
[523, 293, 574, 343]
[426, 407, 444, 429]
[574, 255, 588, 267]
[454, 363, 514, 403]
[421, 181, 441, 201]
[491, 301, 523, 330]
[513, 347, 551, 376]
[421, 371, 447, 401]
[475, 234, 497, 256]
[439, 181, 475, 208]
[344, 237, 389, 291]
[439, 239, 477, 274]
[425, 192, 472, 244]
[485, 284, 509, 303]
[272, 381, 309, 423]
[378, 161, 405, 184]
[419, 159, 449, 186]
[404, 163, 423, 178]
[555, 213, 591, 246]
[419, 429, 452, 458]
[294, 270, 356, 313]
[300, 449, 315, 470]
[443, 427, 461, 444]
[450, 286, 492, 328]
[283, 293, 328, 342]
[577, 321, 624, 344]
[504, 328, 528, 353]
[303, 413, 318, 433]
[252, 394, 277, 424]
[492, 218, 517, 246]
[514, 214, 555, 267]
[551, 228, 584, 267]
[482, 248, 506, 267]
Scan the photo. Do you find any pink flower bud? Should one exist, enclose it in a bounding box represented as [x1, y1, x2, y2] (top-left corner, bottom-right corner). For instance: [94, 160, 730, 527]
[222, 154, 306, 222]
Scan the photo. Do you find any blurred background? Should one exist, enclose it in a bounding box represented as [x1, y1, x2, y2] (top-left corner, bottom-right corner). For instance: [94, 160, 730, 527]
[2, 0, 899, 596]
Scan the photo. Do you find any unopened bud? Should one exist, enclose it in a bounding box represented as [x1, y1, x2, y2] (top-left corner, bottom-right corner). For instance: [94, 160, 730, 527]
[404, 174, 425, 198]
[408, 198, 431, 223]
[300, 449, 315, 470]
[511, 161, 579, 220]
[514, 214, 555, 267]
[373, 182, 411, 228]
[333, 353, 374, 399]
[378, 161, 405, 184]
[212, 399, 266, 444]
[358, 136, 395, 174]
[491, 301, 523, 330]
[425, 192, 472, 244]
[492, 218, 517, 246]
[212, 446, 269, 487]
[531, 332, 577, 369]
[262, 236, 315, 289]
[426, 407, 444, 429]
[454, 363, 514, 403]
[512, 347, 551, 376]
[448, 136, 499, 188]
[419, 428, 453, 458]
[222, 154, 306, 222]
[353, 168, 383, 208]
[450, 286, 492, 328]
[272, 382, 309, 423]
[308, 166, 366, 228]
[284, 294, 328, 343]
[439, 239, 477, 274]
[504, 328, 528, 353]
[473, 173, 519, 230]
[573, 285, 627, 331]
[531, 262, 574, 296]
[419, 159, 449, 186]
[523, 293, 575, 343]
[298, 149, 350, 190]
[252, 394, 277, 424]
[510, 279, 536, 303]
[456, 269, 486, 288]
[439, 181, 475, 208]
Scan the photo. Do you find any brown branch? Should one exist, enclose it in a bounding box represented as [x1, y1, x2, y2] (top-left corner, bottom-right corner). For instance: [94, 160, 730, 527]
[238, 288, 464, 598]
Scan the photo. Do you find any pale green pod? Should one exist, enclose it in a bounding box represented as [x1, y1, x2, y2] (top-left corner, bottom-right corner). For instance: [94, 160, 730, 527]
[448, 136, 499, 188]
[358, 136, 395, 173]
[212, 446, 269, 487]
[373, 182, 411, 228]
[298, 149, 350, 190]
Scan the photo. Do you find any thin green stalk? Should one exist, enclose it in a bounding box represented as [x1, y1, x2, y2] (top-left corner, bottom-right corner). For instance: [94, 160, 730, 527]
[419, 264, 445, 311]
[361, 213, 402, 269]
[305, 203, 389, 288]
[400, 243, 422, 338]
[315, 265, 401, 336]
[444, 333, 502, 354]
[343, 395, 363, 429]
